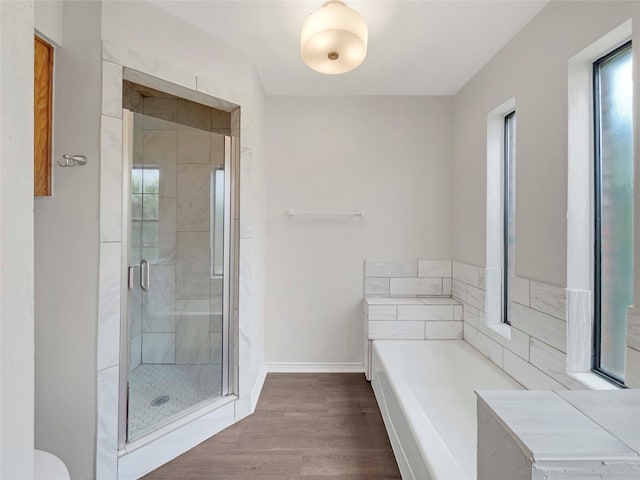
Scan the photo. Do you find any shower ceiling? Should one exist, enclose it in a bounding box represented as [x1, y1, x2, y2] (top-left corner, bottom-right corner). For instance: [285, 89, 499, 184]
[150, 0, 548, 96]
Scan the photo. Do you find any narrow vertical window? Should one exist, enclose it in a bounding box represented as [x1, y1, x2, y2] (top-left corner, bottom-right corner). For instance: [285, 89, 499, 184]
[503, 111, 516, 324]
[593, 41, 633, 384]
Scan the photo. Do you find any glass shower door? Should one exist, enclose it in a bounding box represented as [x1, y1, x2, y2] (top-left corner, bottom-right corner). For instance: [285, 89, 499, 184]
[122, 106, 230, 443]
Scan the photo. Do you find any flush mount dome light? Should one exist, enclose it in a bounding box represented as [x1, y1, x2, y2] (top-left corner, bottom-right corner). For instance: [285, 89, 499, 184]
[301, 1, 368, 75]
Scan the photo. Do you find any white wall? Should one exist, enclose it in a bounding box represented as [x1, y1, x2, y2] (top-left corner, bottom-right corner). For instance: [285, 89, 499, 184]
[34, 0, 63, 45]
[0, 2, 35, 478]
[34, 2, 102, 480]
[452, 1, 640, 287]
[265, 96, 453, 365]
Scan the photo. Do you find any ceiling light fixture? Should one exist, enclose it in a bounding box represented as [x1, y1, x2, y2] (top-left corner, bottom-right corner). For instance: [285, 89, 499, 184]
[301, 1, 368, 75]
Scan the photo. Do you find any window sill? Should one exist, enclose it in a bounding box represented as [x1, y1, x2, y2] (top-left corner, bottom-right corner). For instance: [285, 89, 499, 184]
[570, 372, 621, 390]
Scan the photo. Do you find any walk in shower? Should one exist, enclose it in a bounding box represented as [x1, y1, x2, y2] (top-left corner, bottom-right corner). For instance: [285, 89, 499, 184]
[118, 82, 235, 444]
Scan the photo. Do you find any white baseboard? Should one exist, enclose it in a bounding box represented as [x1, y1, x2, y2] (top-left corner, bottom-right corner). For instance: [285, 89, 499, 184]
[266, 362, 364, 373]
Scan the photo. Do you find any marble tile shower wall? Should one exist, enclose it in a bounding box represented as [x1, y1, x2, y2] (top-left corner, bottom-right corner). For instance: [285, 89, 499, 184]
[136, 96, 226, 367]
[453, 260, 585, 390]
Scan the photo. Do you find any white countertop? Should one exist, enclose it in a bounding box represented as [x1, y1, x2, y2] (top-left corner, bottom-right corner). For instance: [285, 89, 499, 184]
[476, 389, 640, 462]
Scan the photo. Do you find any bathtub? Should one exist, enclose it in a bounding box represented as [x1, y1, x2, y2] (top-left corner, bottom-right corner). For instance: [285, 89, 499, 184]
[371, 340, 522, 480]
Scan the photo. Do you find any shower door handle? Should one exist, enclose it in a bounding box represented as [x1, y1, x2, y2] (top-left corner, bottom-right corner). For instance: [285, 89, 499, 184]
[140, 259, 150, 292]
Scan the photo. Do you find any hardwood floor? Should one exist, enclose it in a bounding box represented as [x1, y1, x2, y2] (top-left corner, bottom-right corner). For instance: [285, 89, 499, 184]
[143, 373, 401, 479]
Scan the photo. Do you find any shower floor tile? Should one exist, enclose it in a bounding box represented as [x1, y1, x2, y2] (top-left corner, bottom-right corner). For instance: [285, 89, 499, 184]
[128, 363, 222, 440]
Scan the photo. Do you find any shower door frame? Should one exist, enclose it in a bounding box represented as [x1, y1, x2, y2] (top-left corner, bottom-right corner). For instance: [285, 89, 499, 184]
[117, 105, 236, 450]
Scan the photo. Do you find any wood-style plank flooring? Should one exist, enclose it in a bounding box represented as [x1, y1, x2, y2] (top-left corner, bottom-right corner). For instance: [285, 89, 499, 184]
[143, 373, 401, 479]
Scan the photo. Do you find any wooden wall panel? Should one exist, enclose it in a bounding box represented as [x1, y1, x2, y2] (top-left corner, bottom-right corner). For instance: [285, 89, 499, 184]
[34, 35, 53, 197]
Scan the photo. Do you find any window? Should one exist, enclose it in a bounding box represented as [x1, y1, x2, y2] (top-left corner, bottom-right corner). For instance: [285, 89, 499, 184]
[503, 111, 516, 324]
[593, 41, 633, 385]
[131, 166, 160, 264]
[486, 98, 515, 331]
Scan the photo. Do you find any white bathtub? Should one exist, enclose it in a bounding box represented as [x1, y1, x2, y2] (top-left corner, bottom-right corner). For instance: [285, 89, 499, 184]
[371, 340, 522, 480]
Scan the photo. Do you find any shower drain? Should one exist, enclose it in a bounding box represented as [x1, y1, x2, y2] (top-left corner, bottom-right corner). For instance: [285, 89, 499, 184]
[151, 395, 170, 407]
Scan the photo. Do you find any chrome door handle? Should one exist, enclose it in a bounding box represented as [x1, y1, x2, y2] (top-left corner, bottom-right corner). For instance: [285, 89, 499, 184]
[140, 259, 150, 292]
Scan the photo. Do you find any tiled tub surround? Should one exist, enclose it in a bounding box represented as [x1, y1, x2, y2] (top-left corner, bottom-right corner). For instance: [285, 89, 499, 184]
[454, 260, 584, 390]
[365, 297, 463, 340]
[477, 390, 640, 479]
[454, 260, 640, 389]
[365, 259, 640, 389]
[363, 259, 461, 379]
[365, 259, 453, 296]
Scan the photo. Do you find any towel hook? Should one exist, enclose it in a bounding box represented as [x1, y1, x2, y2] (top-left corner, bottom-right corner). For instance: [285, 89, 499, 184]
[57, 154, 87, 168]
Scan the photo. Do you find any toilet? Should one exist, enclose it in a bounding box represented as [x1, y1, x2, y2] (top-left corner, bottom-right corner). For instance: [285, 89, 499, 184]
[34, 450, 70, 480]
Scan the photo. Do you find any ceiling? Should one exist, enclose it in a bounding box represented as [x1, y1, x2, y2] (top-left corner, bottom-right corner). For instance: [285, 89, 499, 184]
[151, 0, 549, 96]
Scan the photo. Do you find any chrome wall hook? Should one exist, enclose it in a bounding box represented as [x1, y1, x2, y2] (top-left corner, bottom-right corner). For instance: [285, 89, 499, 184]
[57, 154, 87, 167]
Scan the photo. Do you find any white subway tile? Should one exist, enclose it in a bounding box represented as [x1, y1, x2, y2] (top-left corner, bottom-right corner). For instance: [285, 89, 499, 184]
[425, 321, 463, 339]
[511, 303, 567, 353]
[365, 277, 390, 295]
[397, 305, 453, 321]
[452, 261, 465, 281]
[390, 278, 442, 296]
[511, 277, 530, 306]
[368, 305, 397, 321]
[454, 305, 463, 320]
[368, 321, 424, 340]
[453, 261, 486, 289]
[452, 279, 466, 302]
[464, 324, 503, 367]
[466, 285, 486, 311]
[479, 322, 531, 361]
[442, 278, 452, 296]
[463, 304, 480, 328]
[502, 349, 565, 390]
[529, 338, 586, 390]
[530, 281, 566, 320]
[418, 260, 452, 278]
[365, 259, 417, 278]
